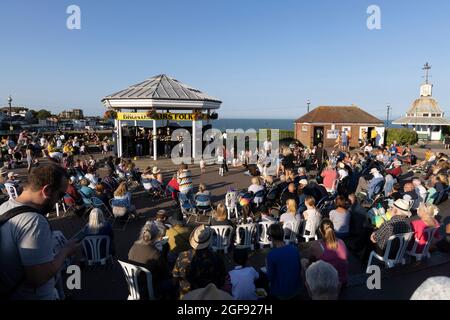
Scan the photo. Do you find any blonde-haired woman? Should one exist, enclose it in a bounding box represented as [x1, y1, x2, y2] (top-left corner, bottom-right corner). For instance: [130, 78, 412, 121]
[128, 221, 171, 299]
[279, 199, 301, 238]
[409, 204, 441, 253]
[248, 177, 264, 194]
[308, 219, 348, 286]
[83, 208, 115, 254]
[112, 182, 137, 219]
[211, 203, 233, 227]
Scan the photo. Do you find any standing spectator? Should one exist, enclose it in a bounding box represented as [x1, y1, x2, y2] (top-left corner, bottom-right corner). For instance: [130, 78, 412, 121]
[266, 223, 303, 300]
[229, 249, 259, 300]
[0, 164, 78, 300]
[329, 195, 351, 239]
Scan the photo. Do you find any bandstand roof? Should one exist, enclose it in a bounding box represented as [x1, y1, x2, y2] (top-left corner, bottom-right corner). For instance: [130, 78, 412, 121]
[102, 74, 222, 110]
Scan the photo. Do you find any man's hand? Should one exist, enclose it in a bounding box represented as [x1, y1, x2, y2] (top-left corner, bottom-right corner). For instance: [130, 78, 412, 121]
[370, 232, 377, 243]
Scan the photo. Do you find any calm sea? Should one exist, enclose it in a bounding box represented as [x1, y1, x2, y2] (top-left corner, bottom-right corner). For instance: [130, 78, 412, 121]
[126, 119, 295, 130]
[125, 119, 399, 131]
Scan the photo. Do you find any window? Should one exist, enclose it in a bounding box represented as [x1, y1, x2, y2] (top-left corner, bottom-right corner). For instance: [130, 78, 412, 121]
[422, 113, 429, 117]
[432, 126, 440, 132]
[431, 114, 436, 117]
[437, 114, 442, 117]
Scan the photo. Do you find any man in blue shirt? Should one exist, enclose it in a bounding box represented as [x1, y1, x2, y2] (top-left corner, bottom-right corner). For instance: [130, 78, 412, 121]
[266, 224, 303, 299]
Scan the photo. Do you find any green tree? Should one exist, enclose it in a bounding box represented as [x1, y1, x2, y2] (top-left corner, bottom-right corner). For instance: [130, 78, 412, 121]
[36, 109, 52, 120]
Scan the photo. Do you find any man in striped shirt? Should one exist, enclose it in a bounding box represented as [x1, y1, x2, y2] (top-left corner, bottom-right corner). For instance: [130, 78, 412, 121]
[177, 164, 193, 196]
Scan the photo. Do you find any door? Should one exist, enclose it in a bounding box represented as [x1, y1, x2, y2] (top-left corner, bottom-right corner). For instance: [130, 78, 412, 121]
[313, 127, 324, 146]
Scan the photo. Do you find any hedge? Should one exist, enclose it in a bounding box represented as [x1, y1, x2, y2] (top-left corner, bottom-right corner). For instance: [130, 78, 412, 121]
[386, 128, 418, 146]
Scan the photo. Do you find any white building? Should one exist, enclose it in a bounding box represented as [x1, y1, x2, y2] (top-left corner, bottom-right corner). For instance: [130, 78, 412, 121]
[393, 64, 450, 141]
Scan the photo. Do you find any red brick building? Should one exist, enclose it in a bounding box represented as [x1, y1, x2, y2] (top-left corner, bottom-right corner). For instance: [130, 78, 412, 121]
[294, 106, 385, 148]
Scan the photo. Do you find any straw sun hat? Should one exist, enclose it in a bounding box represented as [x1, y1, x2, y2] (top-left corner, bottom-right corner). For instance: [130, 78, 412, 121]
[189, 225, 213, 250]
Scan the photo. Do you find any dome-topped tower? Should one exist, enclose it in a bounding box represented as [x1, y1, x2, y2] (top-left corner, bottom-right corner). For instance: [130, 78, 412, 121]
[393, 63, 450, 141]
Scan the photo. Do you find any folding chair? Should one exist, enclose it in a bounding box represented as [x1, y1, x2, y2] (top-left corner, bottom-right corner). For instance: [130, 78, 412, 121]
[91, 197, 114, 220]
[110, 199, 131, 231]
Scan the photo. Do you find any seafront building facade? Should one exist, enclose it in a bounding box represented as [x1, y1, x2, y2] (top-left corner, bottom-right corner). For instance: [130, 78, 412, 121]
[295, 106, 385, 148]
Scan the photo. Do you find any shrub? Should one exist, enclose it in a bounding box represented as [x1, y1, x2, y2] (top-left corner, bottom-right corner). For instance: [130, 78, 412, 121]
[386, 128, 418, 146]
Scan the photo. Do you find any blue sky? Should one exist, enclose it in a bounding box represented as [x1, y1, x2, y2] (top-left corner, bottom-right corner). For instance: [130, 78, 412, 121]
[0, 0, 449, 119]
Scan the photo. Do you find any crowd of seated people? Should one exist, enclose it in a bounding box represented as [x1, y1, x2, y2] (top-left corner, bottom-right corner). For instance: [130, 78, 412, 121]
[3, 138, 450, 302]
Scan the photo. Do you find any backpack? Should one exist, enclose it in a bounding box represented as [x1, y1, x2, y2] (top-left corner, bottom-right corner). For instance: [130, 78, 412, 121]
[0, 206, 44, 300]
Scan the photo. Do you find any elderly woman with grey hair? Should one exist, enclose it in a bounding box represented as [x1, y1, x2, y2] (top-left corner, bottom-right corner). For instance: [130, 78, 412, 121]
[128, 221, 172, 299]
[305, 261, 340, 300]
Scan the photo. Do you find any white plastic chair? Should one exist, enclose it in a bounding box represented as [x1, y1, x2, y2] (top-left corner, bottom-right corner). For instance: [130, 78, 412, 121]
[407, 227, 439, 261]
[283, 220, 301, 245]
[258, 221, 275, 249]
[210, 225, 234, 254]
[225, 191, 239, 220]
[301, 219, 319, 243]
[4, 183, 18, 199]
[82, 235, 113, 266]
[235, 223, 256, 250]
[366, 232, 414, 272]
[118, 260, 155, 300]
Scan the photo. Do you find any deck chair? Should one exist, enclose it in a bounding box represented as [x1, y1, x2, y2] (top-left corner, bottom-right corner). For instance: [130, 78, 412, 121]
[407, 227, 440, 261]
[235, 223, 257, 250]
[366, 232, 414, 272]
[91, 197, 114, 220]
[194, 194, 213, 224]
[258, 221, 275, 249]
[118, 260, 155, 300]
[82, 235, 113, 266]
[110, 198, 131, 231]
[179, 192, 196, 222]
[210, 225, 234, 254]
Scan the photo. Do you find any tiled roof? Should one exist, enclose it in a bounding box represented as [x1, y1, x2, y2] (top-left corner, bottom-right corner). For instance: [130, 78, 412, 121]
[393, 116, 450, 126]
[295, 106, 383, 124]
[102, 74, 221, 103]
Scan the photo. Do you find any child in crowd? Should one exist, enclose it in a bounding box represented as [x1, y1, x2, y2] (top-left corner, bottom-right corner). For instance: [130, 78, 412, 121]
[228, 249, 260, 300]
[302, 196, 322, 237]
[200, 157, 206, 174]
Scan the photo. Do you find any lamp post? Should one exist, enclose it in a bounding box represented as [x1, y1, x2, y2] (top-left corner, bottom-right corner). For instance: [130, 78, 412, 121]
[8, 95, 13, 132]
[306, 98, 311, 113]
